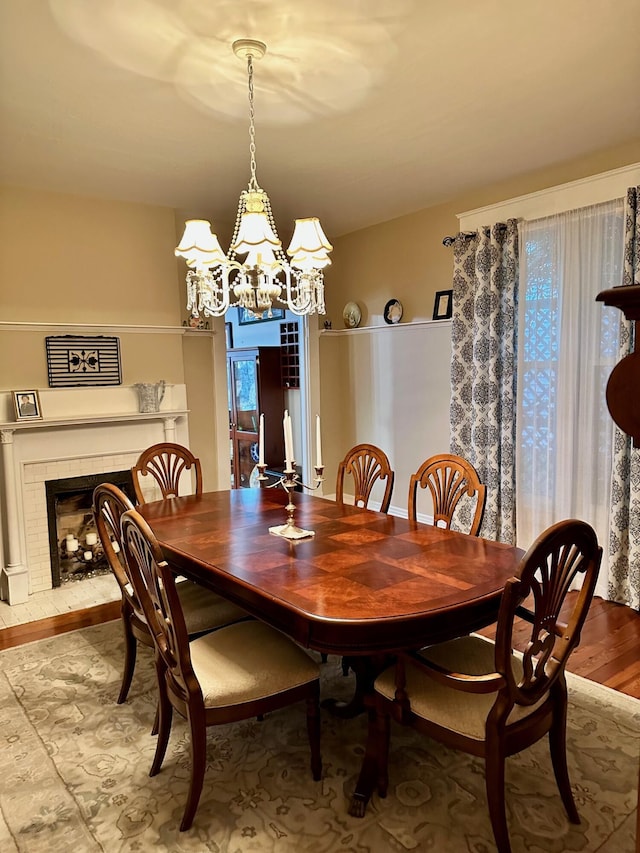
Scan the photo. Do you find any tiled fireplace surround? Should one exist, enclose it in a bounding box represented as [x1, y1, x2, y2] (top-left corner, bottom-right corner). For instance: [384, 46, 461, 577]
[0, 385, 190, 604]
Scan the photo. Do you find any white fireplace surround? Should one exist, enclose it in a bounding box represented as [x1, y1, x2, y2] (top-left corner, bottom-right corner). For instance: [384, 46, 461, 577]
[0, 385, 190, 604]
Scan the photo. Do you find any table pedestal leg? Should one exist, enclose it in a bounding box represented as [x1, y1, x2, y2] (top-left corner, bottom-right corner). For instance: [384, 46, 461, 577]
[321, 654, 390, 718]
[348, 697, 386, 817]
[349, 753, 377, 817]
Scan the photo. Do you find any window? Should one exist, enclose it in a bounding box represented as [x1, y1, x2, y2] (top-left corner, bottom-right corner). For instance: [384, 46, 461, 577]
[517, 199, 624, 583]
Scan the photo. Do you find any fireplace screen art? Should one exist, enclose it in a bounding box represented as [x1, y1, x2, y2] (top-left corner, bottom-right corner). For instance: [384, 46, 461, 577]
[45, 334, 122, 387]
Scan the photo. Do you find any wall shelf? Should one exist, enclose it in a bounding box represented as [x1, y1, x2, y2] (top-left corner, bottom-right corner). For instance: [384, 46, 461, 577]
[320, 319, 452, 336]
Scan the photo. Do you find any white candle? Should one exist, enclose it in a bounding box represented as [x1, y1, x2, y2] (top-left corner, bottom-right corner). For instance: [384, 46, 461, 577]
[65, 533, 74, 542]
[111, 540, 121, 554]
[83, 550, 93, 561]
[259, 413, 265, 466]
[85, 532, 98, 546]
[67, 539, 79, 552]
[315, 414, 323, 468]
[285, 411, 294, 469]
[288, 415, 294, 464]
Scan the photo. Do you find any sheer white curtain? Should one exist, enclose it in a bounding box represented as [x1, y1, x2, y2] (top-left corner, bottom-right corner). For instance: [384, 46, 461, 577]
[517, 199, 624, 597]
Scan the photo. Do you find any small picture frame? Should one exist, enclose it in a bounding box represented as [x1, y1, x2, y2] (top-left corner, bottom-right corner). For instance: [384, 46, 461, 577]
[432, 289, 453, 320]
[13, 390, 42, 421]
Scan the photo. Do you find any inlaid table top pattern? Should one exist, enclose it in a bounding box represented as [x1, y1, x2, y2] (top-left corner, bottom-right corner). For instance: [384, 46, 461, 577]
[138, 489, 524, 656]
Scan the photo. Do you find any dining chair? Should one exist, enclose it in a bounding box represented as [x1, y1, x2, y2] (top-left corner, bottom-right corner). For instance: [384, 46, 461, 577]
[336, 443, 395, 514]
[121, 507, 322, 832]
[362, 518, 602, 852]
[408, 452, 486, 535]
[131, 442, 203, 505]
[93, 483, 248, 710]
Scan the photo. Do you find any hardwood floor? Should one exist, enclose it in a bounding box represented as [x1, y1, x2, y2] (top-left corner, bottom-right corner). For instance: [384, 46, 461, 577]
[0, 600, 120, 651]
[1, 595, 639, 700]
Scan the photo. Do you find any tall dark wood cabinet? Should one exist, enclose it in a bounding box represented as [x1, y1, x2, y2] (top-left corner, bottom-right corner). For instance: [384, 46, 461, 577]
[227, 347, 285, 488]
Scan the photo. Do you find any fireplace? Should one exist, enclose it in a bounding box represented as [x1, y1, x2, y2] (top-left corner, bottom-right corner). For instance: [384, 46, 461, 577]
[0, 383, 190, 604]
[45, 470, 136, 586]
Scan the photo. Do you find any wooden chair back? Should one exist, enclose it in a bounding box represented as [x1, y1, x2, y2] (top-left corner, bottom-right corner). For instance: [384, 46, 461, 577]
[93, 483, 154, 707]
[408, 452, 486, 535]
[121, 508, 197, 706]
[131, 442, 203, 505]
[494, 518, 602, 707]
[336, 443, 395, 513]
[92, 482, 136, 596]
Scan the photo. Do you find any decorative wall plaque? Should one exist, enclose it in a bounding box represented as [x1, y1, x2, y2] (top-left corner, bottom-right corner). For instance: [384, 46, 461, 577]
[45, 335, 122, 387]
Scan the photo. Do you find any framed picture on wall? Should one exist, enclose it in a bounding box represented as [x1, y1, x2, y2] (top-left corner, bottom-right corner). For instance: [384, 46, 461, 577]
[238, 307, 285, 325]
[432, 289, 453, 320]
[45, 335, 122, 386]
[225, 322, 234, 349]
[12, 389, 42, 421]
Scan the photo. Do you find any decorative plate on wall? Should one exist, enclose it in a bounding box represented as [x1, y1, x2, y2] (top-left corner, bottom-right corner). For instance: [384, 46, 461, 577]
[384, 299, 403, 324]
[343, 302, 362, 328]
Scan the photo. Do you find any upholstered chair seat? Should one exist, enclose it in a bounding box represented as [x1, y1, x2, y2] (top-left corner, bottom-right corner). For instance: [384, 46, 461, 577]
[375, 636, 548, 741]
[189, 621, 320, 708]
[172, 579, 247, 637]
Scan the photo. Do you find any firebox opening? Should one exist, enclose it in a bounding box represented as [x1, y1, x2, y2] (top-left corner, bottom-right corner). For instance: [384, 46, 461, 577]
[45, 470, 135, 586]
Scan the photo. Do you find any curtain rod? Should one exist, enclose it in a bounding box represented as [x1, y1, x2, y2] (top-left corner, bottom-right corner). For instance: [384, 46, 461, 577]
[442, 232, 474, 246]
[442, 224, 508, 246]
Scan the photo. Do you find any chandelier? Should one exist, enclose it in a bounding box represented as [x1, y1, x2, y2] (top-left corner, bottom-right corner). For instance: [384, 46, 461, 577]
[175, 39, 332, 319]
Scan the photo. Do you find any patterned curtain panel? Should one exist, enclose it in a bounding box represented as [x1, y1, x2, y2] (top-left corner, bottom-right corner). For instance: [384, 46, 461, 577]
[609, 186, 640, 610]
[449, 220, 519, 543]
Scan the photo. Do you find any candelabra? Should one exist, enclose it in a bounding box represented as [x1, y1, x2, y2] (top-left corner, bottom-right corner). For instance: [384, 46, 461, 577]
[257, 462, 324, 540]
[60, 532, 108, 581]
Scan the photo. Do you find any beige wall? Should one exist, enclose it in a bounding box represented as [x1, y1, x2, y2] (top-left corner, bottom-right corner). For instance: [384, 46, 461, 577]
[0, 186, 222, 488]
[0, 186, 181, 325]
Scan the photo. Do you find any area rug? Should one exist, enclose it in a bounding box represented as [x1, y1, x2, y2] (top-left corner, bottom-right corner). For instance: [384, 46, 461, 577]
[0, 621, 637, 852]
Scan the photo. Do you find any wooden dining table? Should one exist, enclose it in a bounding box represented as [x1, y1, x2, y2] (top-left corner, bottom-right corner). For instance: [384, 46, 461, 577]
[138, 487, 524, 813]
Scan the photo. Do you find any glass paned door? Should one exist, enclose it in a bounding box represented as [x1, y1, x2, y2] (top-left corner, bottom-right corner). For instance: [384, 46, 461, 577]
[233, 358, 259, 433]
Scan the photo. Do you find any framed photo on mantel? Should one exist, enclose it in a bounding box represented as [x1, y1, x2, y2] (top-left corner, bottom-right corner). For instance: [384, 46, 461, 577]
[12, 389, 42, 421]
[432, 289, 453, 320]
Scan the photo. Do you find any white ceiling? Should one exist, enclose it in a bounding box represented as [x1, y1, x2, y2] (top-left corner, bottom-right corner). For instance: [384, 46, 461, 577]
[1, 0, 639, 240]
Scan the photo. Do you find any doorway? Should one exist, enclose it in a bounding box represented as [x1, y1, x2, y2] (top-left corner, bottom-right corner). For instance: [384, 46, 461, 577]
[224, 308, 310, 489]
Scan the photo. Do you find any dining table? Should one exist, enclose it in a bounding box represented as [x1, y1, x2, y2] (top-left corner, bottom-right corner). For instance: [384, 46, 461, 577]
[138, 486, 524, 813]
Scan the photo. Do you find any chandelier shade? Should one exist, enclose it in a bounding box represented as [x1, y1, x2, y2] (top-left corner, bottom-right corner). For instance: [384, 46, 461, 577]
[176, 40, 332, 319]
[288, 218, 333, 270]
[175, 220, 228, 268]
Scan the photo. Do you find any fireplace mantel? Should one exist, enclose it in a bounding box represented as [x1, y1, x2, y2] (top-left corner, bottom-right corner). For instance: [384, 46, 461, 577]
[0, 410, 188, 433]
[0, 386, 191, 605]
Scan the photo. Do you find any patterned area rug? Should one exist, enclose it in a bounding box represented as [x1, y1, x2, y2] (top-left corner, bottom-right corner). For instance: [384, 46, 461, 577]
[0, 621, 637, 852]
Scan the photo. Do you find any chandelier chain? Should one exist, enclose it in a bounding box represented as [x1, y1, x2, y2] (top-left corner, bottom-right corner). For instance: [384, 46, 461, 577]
[247, 55, 258, 192]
